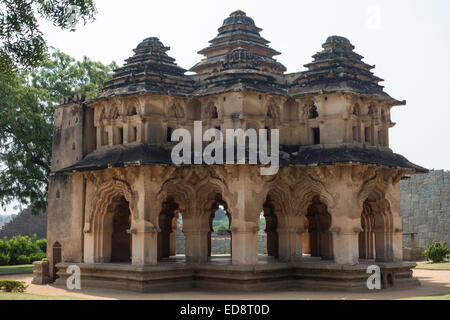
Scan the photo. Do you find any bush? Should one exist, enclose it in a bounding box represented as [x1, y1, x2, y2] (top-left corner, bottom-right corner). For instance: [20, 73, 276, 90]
[29, 252, 46, 263]
[0, 253, 10, 266]
[0, 280, 29, 293]
[0, 236, 47, 265]
[35, 239, 47, 253]
[423, 242, 450, 263]
[16, 255, 30, 265]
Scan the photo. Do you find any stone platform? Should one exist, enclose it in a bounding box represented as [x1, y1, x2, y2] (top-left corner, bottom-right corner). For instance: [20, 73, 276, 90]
[54, 256, 419, 293]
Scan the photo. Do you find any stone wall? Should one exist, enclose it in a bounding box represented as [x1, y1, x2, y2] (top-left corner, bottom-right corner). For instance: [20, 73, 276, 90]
[401, 170, 450, 249]
[0, 208, 47, 239]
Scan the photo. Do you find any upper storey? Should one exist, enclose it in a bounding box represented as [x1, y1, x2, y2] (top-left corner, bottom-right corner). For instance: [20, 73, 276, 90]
[49, 10, 426, 174]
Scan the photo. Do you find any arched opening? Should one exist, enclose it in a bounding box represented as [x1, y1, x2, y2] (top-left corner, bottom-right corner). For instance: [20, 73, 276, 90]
[304, 196, 333, 260]
[309, 105, 319, 119]
[52, 242, 62, 281]
[262, 196, 278, 259]
[209, 195, 231, 259]
[211, 107, 219, 119]
[110, 196, 132, 262]
[353, 104, 361, 116]
[359, 195, 394, 262]
[359, 200, 375, 260]
[158, 197, 179, 261]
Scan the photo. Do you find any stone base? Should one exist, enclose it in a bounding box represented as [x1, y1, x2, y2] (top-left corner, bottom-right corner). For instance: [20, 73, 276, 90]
[54, 257, 419, 293]
[31, 261, 50, 285]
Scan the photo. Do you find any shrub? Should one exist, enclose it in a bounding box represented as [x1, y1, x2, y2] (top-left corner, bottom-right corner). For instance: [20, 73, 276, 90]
[0, 253, 10, 266]
[16, 255, 30, 265]
[423, 242, 450, 263]
[29, 252, 46, 263]
[0, 236, 47, 265]
[35, 239, 47, 253]
[0, 280, 29, 293]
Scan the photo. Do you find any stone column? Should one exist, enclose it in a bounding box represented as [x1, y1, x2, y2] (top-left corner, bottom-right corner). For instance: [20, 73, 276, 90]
[130, 223, 158, 265]
[107, 125, 113, 146]
[170, 218, 178, 256]
[96, 126, 102, 149]
[130, 168, 165, 266]
[231, 223, 259, 265]
[277, 215, 304, 262]
[183, 215, 210, 262]
[331, 223, 361, 265]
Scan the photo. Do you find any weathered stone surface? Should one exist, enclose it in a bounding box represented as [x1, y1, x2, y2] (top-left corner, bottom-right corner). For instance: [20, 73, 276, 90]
[401, 170, 450, 249]
[31, 261, 50, 285]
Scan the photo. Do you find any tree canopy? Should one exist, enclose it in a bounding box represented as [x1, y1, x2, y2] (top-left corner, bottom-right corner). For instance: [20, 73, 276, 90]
[0, 49, 117, 214]
[0, 0, 97, 75]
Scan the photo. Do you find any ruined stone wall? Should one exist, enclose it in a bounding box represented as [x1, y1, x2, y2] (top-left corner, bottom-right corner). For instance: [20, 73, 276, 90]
[0, 208, 47, 239]
[401, 170, 450, 248]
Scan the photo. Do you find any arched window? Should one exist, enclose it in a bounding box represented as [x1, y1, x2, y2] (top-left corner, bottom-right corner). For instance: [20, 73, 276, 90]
[309, 105, 319, 119]
[212, 107, 218, 119]
[52, 242, 62, 281]
[381, 109, 387, 121]
[353, 104, 361, 116]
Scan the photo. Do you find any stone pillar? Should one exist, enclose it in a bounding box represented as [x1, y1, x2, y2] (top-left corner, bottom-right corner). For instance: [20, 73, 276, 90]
[331, 224, 361, 265]
[277, 215, 304, 262]
[183, 215, 209, 262]
[96, 127, 102, 149]
[107, 125, 113, 146]
[231, 224, 259, 265]
[83, 231, 94, 263]
[131, 225, 158, 265]
[170, 218, 178, 256]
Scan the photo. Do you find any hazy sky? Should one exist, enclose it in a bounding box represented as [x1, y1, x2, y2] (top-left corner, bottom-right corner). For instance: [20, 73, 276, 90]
[1, 0, 449, 214]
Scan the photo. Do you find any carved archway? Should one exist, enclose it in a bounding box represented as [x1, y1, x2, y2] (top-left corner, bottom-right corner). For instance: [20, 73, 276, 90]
[85, 179, 137, 263]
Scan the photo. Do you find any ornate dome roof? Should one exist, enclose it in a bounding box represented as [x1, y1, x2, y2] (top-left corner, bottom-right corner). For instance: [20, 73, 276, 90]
[97, 37, 193, 98]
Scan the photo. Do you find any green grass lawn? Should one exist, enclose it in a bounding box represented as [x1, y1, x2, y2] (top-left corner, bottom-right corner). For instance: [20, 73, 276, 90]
[0, 292, 92, 300]
[399, 293, 450, 300]
[0, 265, 34, 275]
[416, 259, 450, 270]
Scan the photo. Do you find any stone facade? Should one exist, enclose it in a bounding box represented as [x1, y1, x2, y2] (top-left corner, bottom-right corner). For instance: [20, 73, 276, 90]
[0, 208, 47, 239]
[45, 10, 426, 291]
[401, 170, 450, 249]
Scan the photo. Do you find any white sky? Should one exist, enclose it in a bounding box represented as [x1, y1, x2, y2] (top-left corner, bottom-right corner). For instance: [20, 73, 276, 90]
[1, 0, 449, 215]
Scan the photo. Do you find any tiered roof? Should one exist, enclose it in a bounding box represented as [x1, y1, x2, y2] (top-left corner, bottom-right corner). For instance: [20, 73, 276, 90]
[191, 10, 286, 75]
[97, 37, 194, 99]
[290, 36, 404, 104]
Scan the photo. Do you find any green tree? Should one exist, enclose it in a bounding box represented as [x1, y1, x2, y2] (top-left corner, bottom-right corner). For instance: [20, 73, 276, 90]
[0, 0, 97, 75]
[0, 49, 117, 214]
